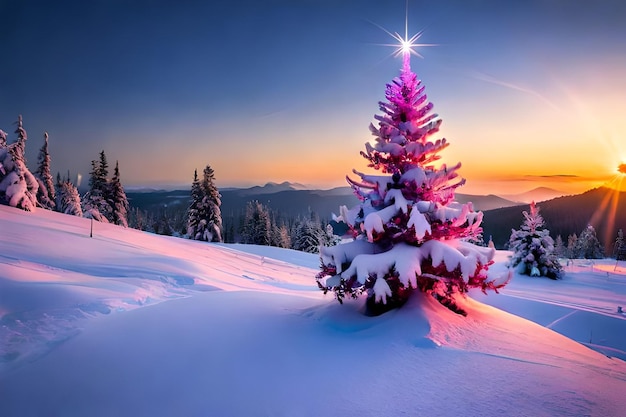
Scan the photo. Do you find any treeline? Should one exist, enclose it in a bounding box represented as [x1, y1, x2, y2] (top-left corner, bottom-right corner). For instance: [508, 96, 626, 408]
[130, 191, 340, 253]
[0, 115, 340, 254]
[0, 115, 129, 226]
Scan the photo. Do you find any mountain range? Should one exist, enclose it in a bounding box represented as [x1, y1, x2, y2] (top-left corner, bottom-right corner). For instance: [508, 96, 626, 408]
[127, 182, 625, 254]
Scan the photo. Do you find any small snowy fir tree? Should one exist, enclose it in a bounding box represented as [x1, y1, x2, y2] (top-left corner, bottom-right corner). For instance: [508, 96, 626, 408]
[566, 233, 578, 259]
[186, 169, 203, 235]
[292, 217, 323, 253]
[35, 132, 56, 210]
[241, 200, 272, 245]
[316, 52, 508, 314]
[83, 151, 112, 222]
[272, 223, 292, 248]
[110, 161, 129, 227]
[554, 234, 567, 258]
[575, 224, 604, 259]
[0, 116, 39, 211]
[186, 165, 223, 242]
[614, 229, 625, 260]
[323, 223, 342, 247]
[509, 201, 562, 279]
[56, 178, 83, 216]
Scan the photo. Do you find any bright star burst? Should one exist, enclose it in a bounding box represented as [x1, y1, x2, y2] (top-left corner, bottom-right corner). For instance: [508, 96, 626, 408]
[376, 25, 436, 60]
[618, 163, 626, 175]
[371, 1, 436, 64]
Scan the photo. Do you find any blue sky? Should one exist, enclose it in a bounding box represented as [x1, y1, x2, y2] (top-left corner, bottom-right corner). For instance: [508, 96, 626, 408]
[2, 0, 625, 194]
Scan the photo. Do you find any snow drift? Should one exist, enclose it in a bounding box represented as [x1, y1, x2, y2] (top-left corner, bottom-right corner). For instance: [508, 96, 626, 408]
[0, 205, 625, 416]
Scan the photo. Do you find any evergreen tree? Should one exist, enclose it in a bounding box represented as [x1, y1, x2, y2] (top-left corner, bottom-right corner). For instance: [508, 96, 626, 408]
[274, 223, 292, 248]
[566, 234, 578, 259]
[186, 165, 223, 242]
[576, 224, 604, 259]
[110, 161, 129, 227]
[57, 179, 83, 216]
[316, 51, 507, 314]
[0, 116, 39, 211]
[614, 229, 626, 260]
[83, 151, 112, 222]
[0, 129, 7, 147]
[509, 201, 562, 279]
[554, 234, 567, 258]
[323, 223, 341, 247]
[186, 169, 202, 235]
[292, 217, 323, 253]
[35, 132, 56, 210]
[242, 200, 271, 245]
[12, 115, 27, 164]
[153, 210, 173, 236]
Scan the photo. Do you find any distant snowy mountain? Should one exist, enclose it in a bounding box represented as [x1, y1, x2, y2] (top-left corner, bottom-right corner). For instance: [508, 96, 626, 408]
[455, 193, 519, 211]
[126, 183, 518, 222]
[235, 181, 310, 196]
[500, 187, 567, 203]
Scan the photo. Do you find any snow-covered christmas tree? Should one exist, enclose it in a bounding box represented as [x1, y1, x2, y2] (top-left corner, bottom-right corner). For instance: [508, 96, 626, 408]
[35, 132, 56, 210]
[0, 116, 39, 211]
[614, 229, 625, 261]
[83, 151, 113, 222]
[186, 165, 223, 242]
[509, 201, 562, 279]
[56, 177, 83, 217]
[241, 200, 272, 246]
[110, 161, 129, 227]
[575, 224, 604, 259]
[316, 44, 508, 314]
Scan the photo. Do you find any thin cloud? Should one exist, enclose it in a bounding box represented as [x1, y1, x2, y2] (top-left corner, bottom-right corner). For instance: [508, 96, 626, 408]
[469, 71, 560, 112]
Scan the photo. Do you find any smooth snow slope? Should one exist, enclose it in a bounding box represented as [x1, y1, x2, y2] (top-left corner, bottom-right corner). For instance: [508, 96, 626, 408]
[0, 205, 625, 416]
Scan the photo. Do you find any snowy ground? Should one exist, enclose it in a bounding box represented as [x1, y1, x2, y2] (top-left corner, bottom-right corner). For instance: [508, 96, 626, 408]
[1, 205, 625, 416]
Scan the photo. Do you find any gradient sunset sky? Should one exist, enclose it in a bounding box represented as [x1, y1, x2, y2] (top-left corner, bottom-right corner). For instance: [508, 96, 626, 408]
[2, 0, 625, 194]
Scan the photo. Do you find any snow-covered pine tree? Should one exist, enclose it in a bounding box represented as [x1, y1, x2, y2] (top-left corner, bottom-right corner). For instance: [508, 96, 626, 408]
[186, 169, 202, 236]
[0, 130, 7, 147]
[242, 200, 272, 245]
[35, 132, 56, 210]
[509, 201, 562, 279]
[12, 115, 27, 164]
[567, 233, 578, 259]
[186, 165, 222, 242]
[575, 224, 604, 259]
[83, 151, 112, 222]
[0, 116, 39, 211]
[614, 229, 625, 260]
[272, 222, 292, 248]
[292, 217, 323, 253]
[554, 235, 567, 258]
[57, 179, 83, 216]
[110, 161, 129, 227]
[323, 223, 341, 247]
[316, 51, 507, 314]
